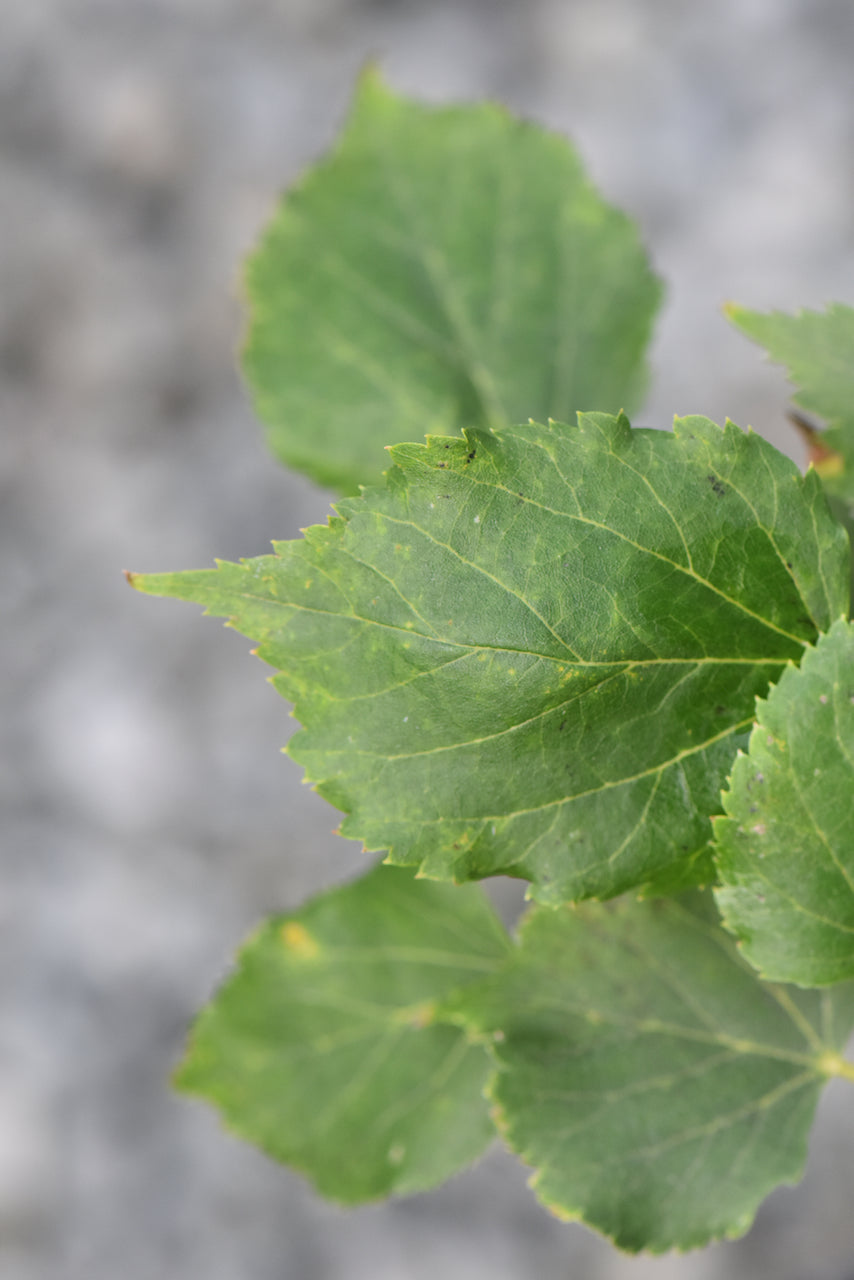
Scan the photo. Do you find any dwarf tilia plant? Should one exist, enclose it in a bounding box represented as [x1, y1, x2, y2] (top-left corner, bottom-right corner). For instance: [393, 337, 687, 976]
[130, 71, 854, 1253]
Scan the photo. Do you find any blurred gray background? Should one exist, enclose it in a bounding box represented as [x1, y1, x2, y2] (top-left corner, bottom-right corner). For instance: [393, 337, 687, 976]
[4, 1, 854, 1277]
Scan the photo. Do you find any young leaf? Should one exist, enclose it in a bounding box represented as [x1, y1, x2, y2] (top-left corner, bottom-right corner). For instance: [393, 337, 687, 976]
[715, 620, 854, 985]
[176, 863, 509, 1203]
[132, 413, 849, 904]
[243, 70, 662, 493]
[447, 895, 854, 1253]
[727, 303, 854, 500]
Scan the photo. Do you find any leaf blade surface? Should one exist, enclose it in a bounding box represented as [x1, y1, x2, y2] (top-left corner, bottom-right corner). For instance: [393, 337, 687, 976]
[447, 895, 854, 1252]
[133, 413, 849, 902]
[715, 619, 854, 985]
[176, 863, 509, 1202]
[728, 302, 854, 500]
[243, 71, 662, 492]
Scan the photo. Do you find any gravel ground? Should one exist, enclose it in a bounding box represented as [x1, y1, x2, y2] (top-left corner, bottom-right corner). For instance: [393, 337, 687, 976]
[4, 2, 854, 1277]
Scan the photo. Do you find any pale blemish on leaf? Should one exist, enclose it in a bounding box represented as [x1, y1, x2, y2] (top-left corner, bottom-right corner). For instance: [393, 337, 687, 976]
[176, 864, 507, 1204]
[281, 921, 321, 959]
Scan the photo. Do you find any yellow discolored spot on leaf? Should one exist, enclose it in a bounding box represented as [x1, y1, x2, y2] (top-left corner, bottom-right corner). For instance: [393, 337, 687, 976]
[808, 440, 845, 477]
[395, 999, 436, 1029]
[281, 921, 321, 959]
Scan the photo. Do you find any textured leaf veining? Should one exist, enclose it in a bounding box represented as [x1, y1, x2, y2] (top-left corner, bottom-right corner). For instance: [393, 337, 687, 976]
[133, 412, 848, 904]
[447, 895, 854, 1251]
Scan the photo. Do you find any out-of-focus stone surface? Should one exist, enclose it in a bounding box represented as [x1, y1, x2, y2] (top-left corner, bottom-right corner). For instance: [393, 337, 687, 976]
[4, 1, 854, 1276]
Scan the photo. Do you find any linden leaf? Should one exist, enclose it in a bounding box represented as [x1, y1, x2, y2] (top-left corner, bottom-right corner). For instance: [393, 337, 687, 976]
[728, 302, 854, 501]
[132, 412, 848, 903]
[176, 863, 509, 1202]
[243, 70, 662, 493]
[448, 895, 854, 1252]
[715, 619, 854, 985]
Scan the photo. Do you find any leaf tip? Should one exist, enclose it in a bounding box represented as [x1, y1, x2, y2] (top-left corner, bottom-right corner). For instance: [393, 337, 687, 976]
[355, 59, 389, 98]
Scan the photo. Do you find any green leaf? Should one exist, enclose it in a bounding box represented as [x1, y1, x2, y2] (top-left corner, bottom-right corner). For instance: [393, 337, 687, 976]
[176, 863, 509, 1203]
[243, 70, 662, 493]
[715, 619, 854, 985]
[447, 894, 854, 1253]
[727, 302, 854, 500]
[132, 412, 849, 904]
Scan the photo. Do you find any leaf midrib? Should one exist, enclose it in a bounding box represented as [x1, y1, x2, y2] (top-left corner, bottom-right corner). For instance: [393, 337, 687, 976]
[372, 112, 508, 429]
